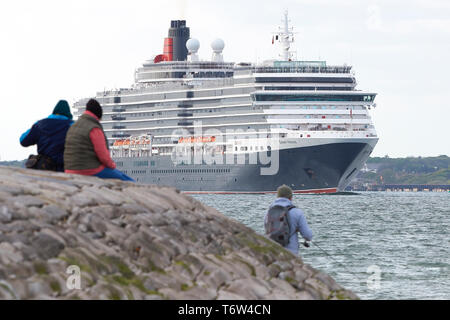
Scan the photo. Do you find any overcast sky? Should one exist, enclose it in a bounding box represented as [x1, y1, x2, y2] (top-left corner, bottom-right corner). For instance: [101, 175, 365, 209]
[1, 0, 449, 161]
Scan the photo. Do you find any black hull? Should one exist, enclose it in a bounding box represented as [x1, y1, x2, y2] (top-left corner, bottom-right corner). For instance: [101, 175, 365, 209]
[115, 142, 374, 193]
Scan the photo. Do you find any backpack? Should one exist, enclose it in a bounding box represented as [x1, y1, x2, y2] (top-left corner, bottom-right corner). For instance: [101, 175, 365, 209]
[264, 205, 295, 247]
[25, 154, 57, 171]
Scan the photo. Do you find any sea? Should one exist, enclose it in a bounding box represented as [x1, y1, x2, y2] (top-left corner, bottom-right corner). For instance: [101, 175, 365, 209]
[192, 192, 450, 300]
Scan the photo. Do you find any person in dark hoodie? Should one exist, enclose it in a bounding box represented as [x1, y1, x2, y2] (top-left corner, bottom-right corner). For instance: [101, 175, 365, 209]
[20, 100, 74, 172]
[64, 99, 134, 181]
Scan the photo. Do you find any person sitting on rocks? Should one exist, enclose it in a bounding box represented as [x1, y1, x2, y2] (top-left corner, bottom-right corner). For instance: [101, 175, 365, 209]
[64, 99, 134, 182]
[265, 185, 313, 255]
[20, 100, 74, 172]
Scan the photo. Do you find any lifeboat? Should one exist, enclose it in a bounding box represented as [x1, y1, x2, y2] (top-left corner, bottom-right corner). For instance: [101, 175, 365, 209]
[178, 136, 216, 144]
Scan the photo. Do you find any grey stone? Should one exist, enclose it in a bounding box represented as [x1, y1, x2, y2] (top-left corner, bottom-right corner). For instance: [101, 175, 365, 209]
[13, 196, 45, 208]
[304, 278, 331, 300]
[31, 234, 65, 259]
[0, 185, 24, 196]
[40, 228, 68, 247]
[265, 290, 293, 300]
[177, 286, 217, 300]
[294, 268, 310, 283]
[314, 271, 342, 291]
[268, 278, 297, 294]
[226, 278, 271, 299]
[0, 242, 24, 264]
[272, 261, 293, 272]
[268, 263, 281, 277]
[89, 215, 108, 234]
[70, 191, 98, 207]
[27, 280, 52, 299]
[198, 268, 233, 289]
[119, 203, 151, 215]
[90, 205, 121, 220]
[78, 224, 88, 233]
[39, 205, 69, 223]
[216, 290, 246, 300]
[294, 290, 316, 300]
[0, 206, 12, 223]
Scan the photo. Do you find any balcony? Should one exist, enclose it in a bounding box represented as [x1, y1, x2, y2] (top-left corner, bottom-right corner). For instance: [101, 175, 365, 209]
[112, 115, 126, 121]
[178, 103, 193, 108]
[178, 121, 193, 126]
[177, 112, 193, 117]
[112, 133, 131, 138]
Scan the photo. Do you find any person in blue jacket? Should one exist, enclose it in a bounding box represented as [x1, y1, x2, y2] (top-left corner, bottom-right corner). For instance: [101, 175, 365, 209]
[20, 100, 74, 172]
[266, 185, 313, 255]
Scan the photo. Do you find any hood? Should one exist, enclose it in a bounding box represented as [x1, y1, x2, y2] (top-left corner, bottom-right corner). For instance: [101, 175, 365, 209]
[270, 197, 293, 208]
[52, 100, 73, 120]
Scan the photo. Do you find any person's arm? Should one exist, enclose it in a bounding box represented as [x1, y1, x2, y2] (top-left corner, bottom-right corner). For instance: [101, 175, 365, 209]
[89, 128, 116, 169]
[20, 123, 39, 147]
[295, 209, 313, 241]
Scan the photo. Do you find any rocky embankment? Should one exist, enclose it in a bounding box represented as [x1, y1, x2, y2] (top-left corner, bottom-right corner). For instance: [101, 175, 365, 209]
[0, 166, 358, 300]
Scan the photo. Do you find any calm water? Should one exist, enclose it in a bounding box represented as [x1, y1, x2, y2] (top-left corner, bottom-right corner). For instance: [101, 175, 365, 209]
[192, 192, 450, 300]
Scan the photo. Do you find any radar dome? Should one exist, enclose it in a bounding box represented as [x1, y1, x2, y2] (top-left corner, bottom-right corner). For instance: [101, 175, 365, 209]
[186, 38, 200, 53]
[211, 38, 225, 53]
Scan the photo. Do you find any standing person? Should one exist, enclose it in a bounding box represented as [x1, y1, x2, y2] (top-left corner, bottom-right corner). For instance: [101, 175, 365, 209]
[20, 100, 74, 172]
[64, 99, 134, 182]
[264, 185, 313, 255]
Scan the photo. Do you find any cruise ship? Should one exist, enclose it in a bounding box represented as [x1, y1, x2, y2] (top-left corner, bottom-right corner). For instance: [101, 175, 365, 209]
[73, 12, 378, 194]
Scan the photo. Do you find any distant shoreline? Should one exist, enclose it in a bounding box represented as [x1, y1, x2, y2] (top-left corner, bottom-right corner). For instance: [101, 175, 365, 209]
[346, 185, 450, 192]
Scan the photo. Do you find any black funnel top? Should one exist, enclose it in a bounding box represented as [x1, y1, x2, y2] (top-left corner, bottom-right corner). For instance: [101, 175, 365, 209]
[169, 20, 190, 61]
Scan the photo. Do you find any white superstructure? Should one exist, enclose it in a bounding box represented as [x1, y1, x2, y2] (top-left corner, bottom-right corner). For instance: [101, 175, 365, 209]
[72, 13, 378, 193]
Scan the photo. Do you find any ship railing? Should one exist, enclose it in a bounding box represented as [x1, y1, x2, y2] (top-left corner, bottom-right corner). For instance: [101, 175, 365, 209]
[140, 62, 236, 70]
[253, 66, 352, 74]
[94, 78, 236, 98]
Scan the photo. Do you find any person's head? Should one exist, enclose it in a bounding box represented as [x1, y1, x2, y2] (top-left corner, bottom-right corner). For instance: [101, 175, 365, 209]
[277, 184, 293, 200]
[52, 100, 73, 120]
[86, 99, 102, 119]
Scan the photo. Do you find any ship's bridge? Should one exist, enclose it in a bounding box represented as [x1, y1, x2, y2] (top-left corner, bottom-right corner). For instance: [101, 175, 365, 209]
[253, 60, 352, 74]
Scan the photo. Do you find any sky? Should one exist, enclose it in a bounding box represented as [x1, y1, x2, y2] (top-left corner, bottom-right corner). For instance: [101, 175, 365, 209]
[0, 0, 449, 161]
